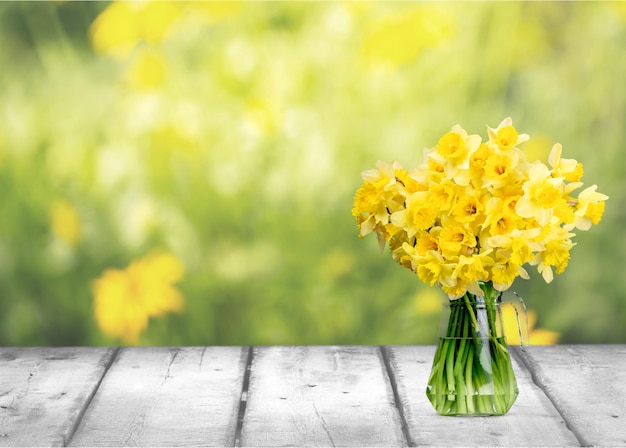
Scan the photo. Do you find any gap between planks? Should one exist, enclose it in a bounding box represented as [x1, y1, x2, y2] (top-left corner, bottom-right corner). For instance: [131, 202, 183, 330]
[511, 346, 588, 447]
[380, 346, 414, 447]
[234, 346, 254, 448]
[64, 347, 121, 447]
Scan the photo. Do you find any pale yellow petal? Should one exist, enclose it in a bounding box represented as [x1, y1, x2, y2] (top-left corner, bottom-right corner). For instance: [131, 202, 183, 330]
[548, 143, 562, 168]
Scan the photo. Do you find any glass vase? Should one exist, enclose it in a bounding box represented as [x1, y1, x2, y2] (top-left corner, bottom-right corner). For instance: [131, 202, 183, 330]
[425, 282, 527, 416]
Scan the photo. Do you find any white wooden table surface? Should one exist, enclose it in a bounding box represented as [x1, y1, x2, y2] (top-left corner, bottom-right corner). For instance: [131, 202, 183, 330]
[0, 345, 624, 447]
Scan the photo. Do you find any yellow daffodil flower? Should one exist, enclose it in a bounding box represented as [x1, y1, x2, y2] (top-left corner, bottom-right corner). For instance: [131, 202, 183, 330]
[428, 124, 481, 186]
[416, 227, 442, 256]
[469, 142, 492, 177]
[391, 191, 437, 239]
[573, 185, 608, 231]
[515, 162, 565, 226]
[439, 223, 476, 258]
[482, 150, 522, 190]
[427, 177, 460, 213]
[451, 251, 493, 285]
[487, 228, 542, 266]
[487, 117, 530, 152]
[353, 160, 420, 244]
[530, 225, 576, 283]
[482, 196, 521, 236]
[413, 249, 456, 290]
[452, 192, 485, 225]
[548, 143, 584, 182]
[440, 277, 472, 300]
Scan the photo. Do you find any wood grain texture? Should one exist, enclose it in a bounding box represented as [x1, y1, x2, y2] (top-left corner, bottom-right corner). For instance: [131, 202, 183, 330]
[386, 345, 580, 447]
[0, 347, 116, 447]
[240, 346, 406, 447]
[519, 345, 626, 447]
[69, 346, 248, 447]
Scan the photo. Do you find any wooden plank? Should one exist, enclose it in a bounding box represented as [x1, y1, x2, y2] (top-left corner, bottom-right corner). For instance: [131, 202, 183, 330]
[69, 346, 248, 447]
[386, 345, 580, 447]
[0, 347, 116, 447]
[240, 346, 406, 447]
[519, 345, 626, 447]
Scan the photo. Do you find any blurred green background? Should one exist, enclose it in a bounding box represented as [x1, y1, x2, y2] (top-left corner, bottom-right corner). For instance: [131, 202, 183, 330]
[0, 1, 624, 346]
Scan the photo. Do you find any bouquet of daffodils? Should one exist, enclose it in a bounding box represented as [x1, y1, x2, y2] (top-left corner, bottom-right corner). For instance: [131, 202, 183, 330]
[353, 118, 609, 415]
[352, 117, 608, 299]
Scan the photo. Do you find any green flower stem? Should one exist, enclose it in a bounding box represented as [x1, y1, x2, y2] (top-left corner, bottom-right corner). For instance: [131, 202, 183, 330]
[463, 293, 480, 331]
[453, 312, 469, 377]
[445, 338, 455, 395]
[464, 343, 475, 413]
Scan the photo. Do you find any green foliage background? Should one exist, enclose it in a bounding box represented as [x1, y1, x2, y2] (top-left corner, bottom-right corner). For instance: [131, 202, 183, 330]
[1, 2, 624, 346]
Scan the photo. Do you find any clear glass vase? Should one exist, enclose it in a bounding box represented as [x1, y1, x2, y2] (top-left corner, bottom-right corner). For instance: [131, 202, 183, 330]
[426, 282, 528, 416]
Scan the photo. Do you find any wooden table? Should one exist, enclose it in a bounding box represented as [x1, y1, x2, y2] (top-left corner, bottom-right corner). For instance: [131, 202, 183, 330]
[1, 346, 624, 447]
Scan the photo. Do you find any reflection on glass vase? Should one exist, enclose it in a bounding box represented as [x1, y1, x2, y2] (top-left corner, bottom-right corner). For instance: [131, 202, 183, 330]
[426, 281, 527, 416]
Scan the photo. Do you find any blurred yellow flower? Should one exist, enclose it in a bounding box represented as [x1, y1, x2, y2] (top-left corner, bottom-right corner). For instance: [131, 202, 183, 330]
[362, 6, 454, 68]
[244, 98, 283, 136]
[93, 251, 185, 344]
[90, 1, 183, 58]
[50, 199, 81, 246]
[150, 124, 195, 155]
[192, 1, 243, 24]
[318, 249, 355, 282]
[413, 288, 441, 316]
[502, 306, 560, 345]
[126, 48, 167, 90]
